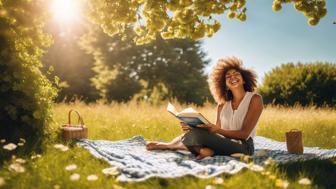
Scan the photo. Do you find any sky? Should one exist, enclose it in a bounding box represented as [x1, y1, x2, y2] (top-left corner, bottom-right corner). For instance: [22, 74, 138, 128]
[202, 1, 336, 82]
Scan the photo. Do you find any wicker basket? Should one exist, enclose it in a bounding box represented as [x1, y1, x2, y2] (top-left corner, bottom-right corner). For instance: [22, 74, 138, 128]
[286, 129, 303, 154]
[60, 109, 88, 140]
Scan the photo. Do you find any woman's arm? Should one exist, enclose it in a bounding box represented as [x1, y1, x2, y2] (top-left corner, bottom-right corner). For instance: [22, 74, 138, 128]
[215, 103, 224, 127]
[216, 94, 263, 140]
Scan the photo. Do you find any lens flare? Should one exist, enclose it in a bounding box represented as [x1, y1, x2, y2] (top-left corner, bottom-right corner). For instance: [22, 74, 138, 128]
[50, 0, 81, 24]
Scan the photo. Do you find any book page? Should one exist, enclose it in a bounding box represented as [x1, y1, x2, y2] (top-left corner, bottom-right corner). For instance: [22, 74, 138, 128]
[167, 102, 211, 125]
[178, 107, 198, 117]
[167, 102, 178, 116]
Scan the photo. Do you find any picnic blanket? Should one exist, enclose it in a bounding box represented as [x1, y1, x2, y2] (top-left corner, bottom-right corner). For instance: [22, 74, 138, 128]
[77, 136, 336, 182]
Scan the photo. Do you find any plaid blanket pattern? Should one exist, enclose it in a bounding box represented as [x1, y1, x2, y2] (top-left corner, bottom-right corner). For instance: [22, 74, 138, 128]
[77, 136, 336, 182]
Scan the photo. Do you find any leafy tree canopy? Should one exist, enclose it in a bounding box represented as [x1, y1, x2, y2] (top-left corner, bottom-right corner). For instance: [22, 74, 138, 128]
[86, 0, 327, 44]
[80, 27, 211, 105]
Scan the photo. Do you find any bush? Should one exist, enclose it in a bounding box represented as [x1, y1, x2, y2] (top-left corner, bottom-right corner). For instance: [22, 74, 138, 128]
[259, 62, 336, 106]
[0, 0, 57, 153]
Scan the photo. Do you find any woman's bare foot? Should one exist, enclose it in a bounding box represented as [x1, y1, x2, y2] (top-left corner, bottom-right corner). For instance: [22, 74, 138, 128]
[196, 147, 214, 160]
[146, 140, 188, 151]
[146, 141, 170, 150]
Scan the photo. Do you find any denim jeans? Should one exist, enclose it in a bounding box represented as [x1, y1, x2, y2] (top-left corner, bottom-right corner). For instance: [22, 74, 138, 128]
[181, 128, 254, 156]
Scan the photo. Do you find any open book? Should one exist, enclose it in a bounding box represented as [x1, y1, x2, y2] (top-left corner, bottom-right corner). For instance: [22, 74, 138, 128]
[167, 102, 211, 127]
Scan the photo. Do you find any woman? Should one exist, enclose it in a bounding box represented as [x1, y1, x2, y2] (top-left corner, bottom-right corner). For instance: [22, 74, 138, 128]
[146, 57, 263, 159]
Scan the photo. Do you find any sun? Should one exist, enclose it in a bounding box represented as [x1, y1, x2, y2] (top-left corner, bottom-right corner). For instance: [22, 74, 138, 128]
[50, 0, 81, 24]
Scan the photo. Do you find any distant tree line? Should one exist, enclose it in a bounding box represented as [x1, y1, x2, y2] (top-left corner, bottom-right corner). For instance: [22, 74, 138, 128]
[43, 23, 336, 107]
[45, 29, 336, 107]
[259, 62, 336, 107]
[43, 25, 212, 105]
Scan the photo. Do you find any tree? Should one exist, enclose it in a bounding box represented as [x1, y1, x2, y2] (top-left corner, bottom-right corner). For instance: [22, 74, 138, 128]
[86, 0, 327, 44]
[259, 62, 336, 107]
[42, 23, 98, 103]
[0, 0, 56, 148]
[80, 27, 211, 105]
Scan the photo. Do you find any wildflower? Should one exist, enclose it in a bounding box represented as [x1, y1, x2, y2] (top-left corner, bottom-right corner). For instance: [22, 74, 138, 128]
[0, 139, 5, 143]
[3, 143, 17, 151]
[248, 164, 264, 172]
[9, 163, 25, 173]
[298, 178, 312, 185]
[53, 144, 63, 149]
[17, 142, 24, 146]
[87, 174, 98, 181]
[102, 167, 119, 176]
[213, 177, 224, 184]
[112, 184, 125, 189]
[264, 157, 275, 166]
[205, 185, 215, 189]
[65, 164, 77, 171]
[0, 177, 5, 187]
[53, 144, 69, 151]
[15, 158, 26, 164]
[275, 179, 289, 188]
[69, 173, 80, 181]
[31, 154, 42, 159]
[60, 146, 69, 151]
[19, 138, 26, 143]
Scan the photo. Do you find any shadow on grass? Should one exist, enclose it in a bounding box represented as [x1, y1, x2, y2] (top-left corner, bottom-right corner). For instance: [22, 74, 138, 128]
[277, 159, 336, 189]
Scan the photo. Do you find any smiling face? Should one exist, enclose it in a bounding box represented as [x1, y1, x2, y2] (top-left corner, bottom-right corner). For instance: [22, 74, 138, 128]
[225, 69, 245, 90]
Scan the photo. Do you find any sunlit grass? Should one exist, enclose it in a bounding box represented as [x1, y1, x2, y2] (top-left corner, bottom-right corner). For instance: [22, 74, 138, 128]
[258, 105, 336, 148]
[0, 102, 335, 189]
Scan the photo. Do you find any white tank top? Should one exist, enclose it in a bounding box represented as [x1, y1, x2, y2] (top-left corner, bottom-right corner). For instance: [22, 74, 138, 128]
[220, 91, 257, 138]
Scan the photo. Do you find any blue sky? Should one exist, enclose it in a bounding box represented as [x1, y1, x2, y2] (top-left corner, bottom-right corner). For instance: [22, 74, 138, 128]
[202, 1, 336, 83]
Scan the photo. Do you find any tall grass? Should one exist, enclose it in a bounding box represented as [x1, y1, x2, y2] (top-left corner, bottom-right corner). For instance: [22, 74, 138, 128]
[52, 102, 336, 148]
[0, 102, 335, 189]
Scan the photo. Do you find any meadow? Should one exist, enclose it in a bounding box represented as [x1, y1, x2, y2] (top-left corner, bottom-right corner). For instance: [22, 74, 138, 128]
[0, 102, 335, 189]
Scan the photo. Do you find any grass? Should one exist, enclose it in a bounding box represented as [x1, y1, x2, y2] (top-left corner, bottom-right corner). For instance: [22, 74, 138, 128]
[0, 101, 336, 189]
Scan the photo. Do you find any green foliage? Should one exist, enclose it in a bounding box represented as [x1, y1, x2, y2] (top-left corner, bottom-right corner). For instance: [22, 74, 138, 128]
[85, 0, 326, 45]
[259, 62, 336, 106]
[272, 0, 327, 26]
[80, 27, 211, 105]
[0, 0, 56, 151]
[42, 24, 99, 103]
[105, 71, 143, 102]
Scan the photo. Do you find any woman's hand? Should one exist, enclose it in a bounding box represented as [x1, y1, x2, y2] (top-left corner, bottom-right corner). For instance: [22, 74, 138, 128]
[197, 123, 221, 133]
[180, 122, 192, 133]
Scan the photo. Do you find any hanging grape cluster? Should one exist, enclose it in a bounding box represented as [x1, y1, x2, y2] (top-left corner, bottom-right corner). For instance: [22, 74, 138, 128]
[272, 0, 327, 26]
[87, 0, 327, 45]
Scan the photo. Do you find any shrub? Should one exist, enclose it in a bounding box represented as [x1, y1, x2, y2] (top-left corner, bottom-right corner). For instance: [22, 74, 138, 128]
[0, 0, 57, 153]
[259, 62, 336, 106]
